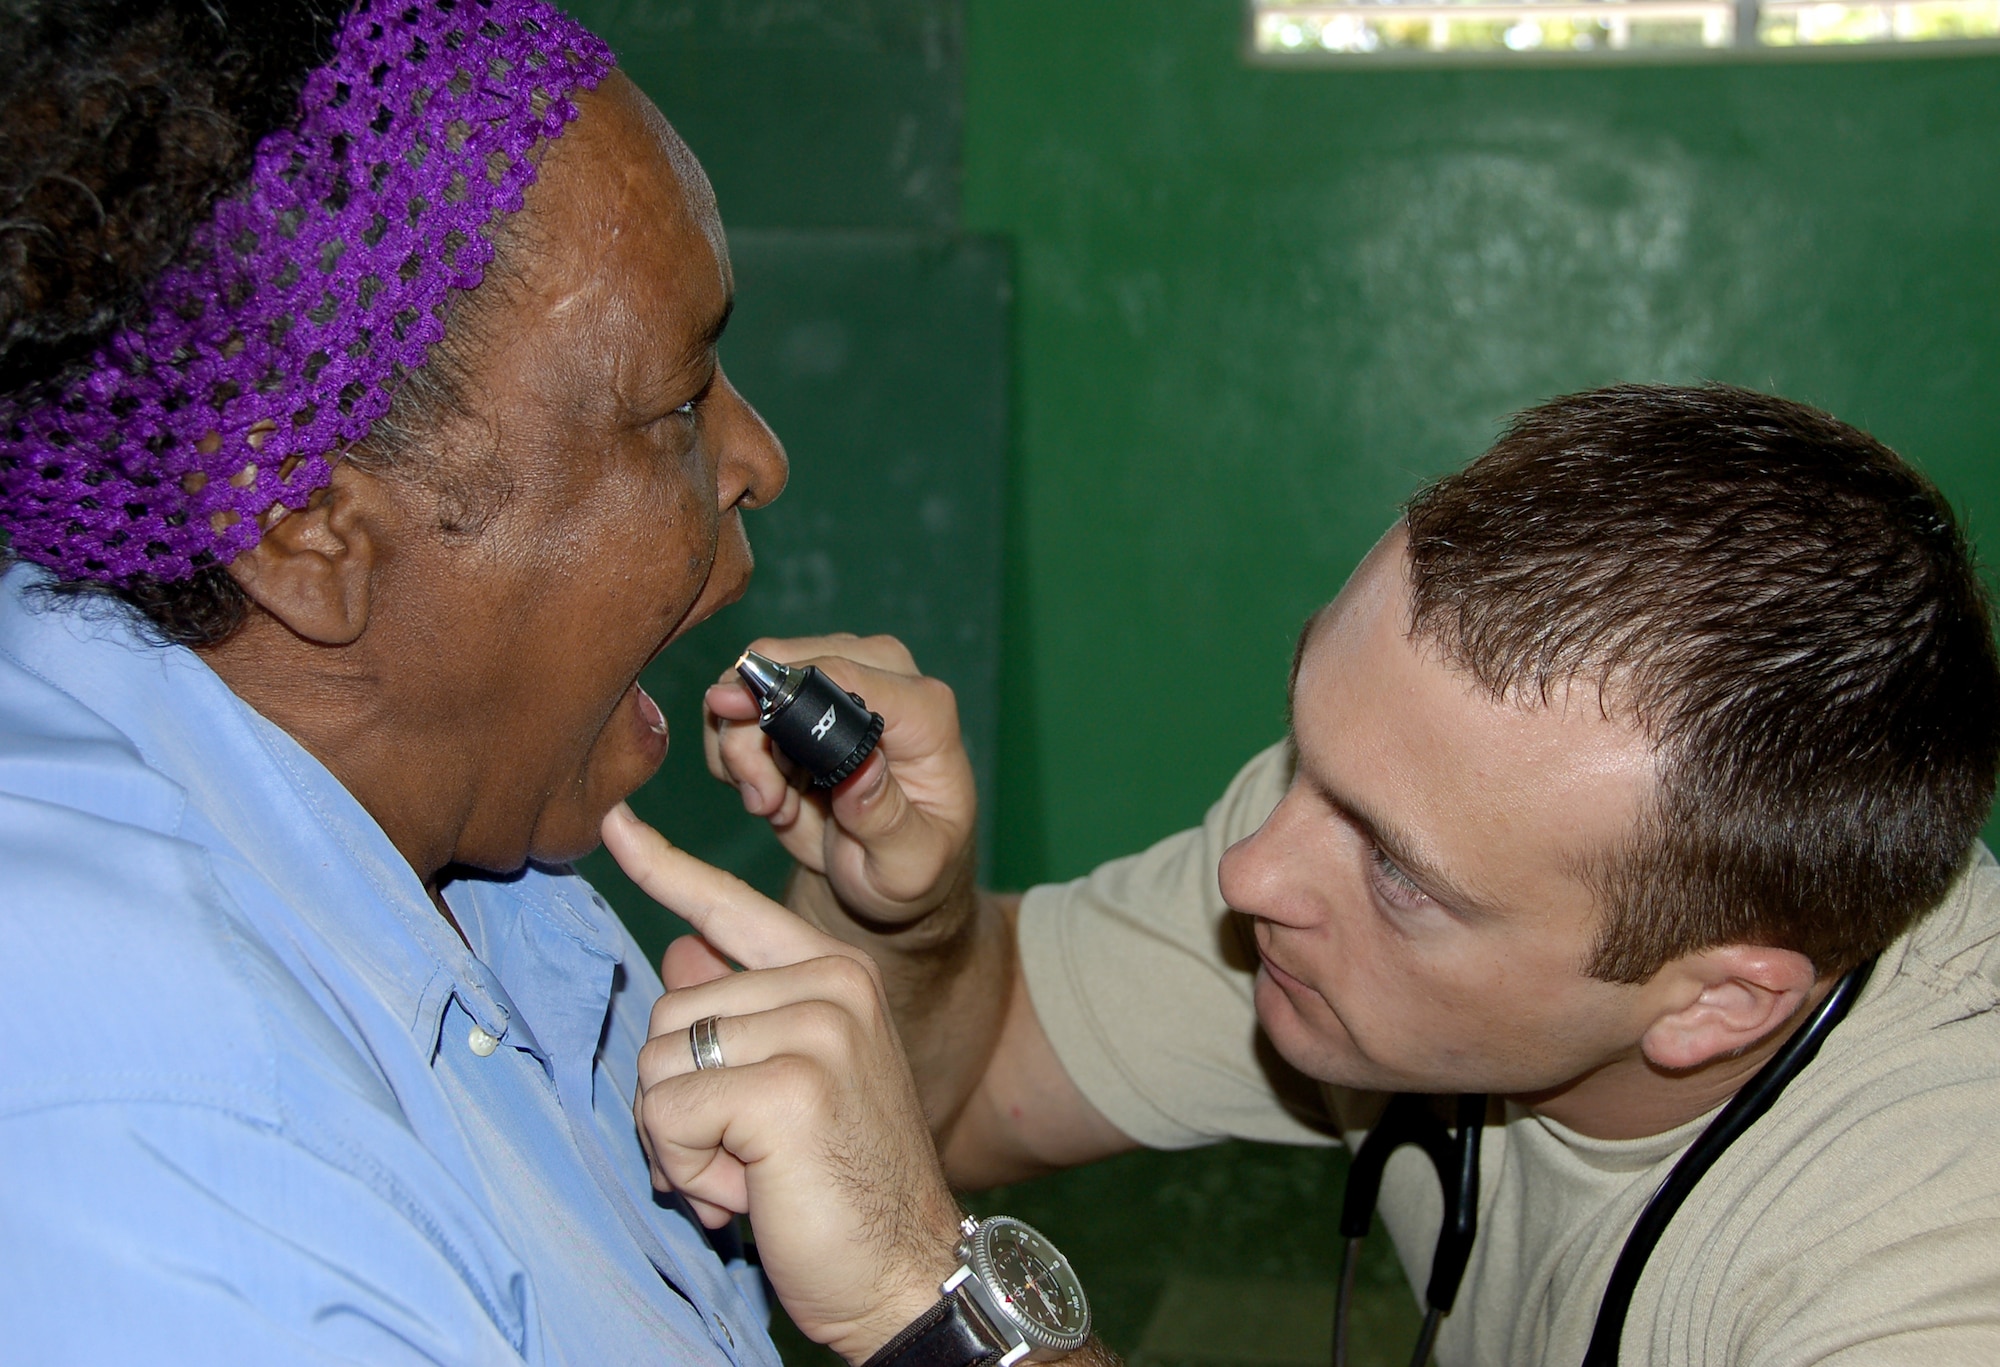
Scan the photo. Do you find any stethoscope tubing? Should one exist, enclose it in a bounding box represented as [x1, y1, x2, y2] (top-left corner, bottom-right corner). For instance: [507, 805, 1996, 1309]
[1332, 956, 1877, 1367]
[1578, 956, 1876, 1366]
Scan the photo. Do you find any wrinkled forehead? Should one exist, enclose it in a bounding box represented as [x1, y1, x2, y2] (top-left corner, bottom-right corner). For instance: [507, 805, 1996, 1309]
[626, 83, 728, 276]
[513, 76, 732, 339]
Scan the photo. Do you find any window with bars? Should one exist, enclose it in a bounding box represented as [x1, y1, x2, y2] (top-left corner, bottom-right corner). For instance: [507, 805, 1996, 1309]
[1252, 0, 2000, 57]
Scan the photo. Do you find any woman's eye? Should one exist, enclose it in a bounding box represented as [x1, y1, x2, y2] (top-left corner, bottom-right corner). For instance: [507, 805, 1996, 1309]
[665, 369, 717, 424]
[646, 398, 699, 443]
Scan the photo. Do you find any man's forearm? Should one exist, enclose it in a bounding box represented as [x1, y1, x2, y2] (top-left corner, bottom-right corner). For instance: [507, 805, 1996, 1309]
[785, 859, 1019, 1140]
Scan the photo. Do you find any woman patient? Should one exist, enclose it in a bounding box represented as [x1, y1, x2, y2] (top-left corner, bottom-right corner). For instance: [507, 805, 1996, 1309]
[0, 1, 911, 1359]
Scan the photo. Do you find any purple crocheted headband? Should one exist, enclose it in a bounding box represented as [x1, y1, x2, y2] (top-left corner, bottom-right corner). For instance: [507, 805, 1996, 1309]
[0, 0, 614, 584]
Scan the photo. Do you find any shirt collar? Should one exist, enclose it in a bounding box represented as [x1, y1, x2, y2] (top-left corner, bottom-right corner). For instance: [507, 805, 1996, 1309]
[0, 566, 602, 1061]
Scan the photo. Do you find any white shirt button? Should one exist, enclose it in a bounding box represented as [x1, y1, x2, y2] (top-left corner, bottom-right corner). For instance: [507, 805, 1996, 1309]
[467, 1024, 501, 1057]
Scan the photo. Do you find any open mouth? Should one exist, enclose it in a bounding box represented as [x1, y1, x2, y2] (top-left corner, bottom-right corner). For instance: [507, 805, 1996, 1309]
[630, 680, 668, 736]
[611, 526, 753, 762]
[615, 579, 719, 760]
[633, 537, 740, 679]
[618, 607, 700, 746]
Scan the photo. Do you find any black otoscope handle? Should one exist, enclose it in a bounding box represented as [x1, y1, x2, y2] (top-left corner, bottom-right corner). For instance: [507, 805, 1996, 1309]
[1579, 957, 1877, 1367]
[758, 666, 885, 789]
[1340, 1092, 1487, 1315]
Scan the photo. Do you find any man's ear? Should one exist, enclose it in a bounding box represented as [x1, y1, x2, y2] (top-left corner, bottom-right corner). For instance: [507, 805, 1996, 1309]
[1639, 943, 1821, 1072]
[226, 466, 382, 646]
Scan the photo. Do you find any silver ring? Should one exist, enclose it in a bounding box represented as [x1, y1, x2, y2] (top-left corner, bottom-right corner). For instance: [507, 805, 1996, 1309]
[689, 1014, 726, 1071]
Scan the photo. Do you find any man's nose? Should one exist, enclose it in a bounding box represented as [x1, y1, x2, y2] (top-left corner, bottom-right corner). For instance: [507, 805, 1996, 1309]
[1218, 794, 1320, 929]
[1218, 824, 1279, 921]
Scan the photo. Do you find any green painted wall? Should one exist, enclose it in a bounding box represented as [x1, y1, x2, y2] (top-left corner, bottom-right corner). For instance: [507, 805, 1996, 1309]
[962, 6, 2000, 888]
[574, 0, 963, 231]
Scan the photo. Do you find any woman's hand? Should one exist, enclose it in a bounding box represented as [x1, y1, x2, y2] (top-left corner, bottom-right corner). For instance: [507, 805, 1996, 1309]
[601, 803, 964, 1365]
[703, 634, 975, 927]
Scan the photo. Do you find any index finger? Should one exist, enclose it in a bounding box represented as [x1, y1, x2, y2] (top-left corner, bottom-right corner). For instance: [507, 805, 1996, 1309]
[600, 803, 847, 971]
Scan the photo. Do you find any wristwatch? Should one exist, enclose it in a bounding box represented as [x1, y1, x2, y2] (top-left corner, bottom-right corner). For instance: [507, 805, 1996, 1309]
[864, 1215, 1092, 1367]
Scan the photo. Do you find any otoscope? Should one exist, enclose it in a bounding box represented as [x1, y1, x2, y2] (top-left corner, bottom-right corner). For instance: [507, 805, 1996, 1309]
[734, 648, 886, 788]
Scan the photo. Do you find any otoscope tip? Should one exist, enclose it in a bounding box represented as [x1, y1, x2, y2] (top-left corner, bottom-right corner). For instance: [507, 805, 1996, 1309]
[735, 649, 788, 704]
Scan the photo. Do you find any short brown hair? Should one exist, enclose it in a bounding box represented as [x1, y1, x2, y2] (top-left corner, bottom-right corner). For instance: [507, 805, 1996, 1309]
[1404, 384, 2000, 982]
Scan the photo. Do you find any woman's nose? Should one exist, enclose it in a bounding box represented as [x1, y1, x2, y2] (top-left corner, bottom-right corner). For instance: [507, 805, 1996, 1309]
[710, 366, 788, 514]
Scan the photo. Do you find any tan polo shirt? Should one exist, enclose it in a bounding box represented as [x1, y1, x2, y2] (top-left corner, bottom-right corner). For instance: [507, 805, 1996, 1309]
[1019, 742, 2000, 1365]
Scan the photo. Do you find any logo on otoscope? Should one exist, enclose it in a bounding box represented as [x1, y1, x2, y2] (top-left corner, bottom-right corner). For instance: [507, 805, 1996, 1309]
[810, 705, 838, 742]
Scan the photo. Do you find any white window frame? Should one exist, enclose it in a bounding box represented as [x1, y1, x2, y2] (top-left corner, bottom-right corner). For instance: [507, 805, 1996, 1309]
[1248, 0, 2000, 63]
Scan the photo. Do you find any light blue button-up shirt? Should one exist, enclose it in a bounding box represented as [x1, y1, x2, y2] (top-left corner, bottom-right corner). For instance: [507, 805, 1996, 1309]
[0, 565, 780, 1365]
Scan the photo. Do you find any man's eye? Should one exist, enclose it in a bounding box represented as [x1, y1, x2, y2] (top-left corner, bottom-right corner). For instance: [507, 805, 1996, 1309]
[672, 398, 697, 418]
[1368, 845, 1429, 907]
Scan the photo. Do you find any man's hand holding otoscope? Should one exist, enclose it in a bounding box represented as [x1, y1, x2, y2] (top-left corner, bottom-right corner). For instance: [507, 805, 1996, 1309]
[600, 636, 1082, 1366]
[703, 634, 980, 932]
[695, 635, 1014, 1147]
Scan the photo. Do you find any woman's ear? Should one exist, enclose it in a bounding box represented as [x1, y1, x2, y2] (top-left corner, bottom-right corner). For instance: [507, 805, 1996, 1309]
[226, 465, 383, 646]
[1639, 943, 1821, 1073]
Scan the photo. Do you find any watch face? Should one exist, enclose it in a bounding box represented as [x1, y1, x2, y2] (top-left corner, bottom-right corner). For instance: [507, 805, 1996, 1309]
[971, 1217, 1090, 1348]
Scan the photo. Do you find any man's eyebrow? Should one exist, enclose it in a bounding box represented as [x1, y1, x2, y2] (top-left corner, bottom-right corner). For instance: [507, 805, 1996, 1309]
[1290, 740, 1498, 916]
[1353, 798, 1494, 914]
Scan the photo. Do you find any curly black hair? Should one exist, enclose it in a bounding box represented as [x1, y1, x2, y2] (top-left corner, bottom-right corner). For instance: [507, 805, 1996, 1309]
[1, 0, 520, 645]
